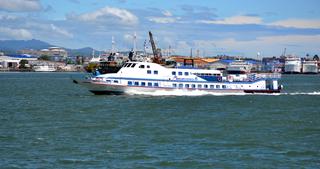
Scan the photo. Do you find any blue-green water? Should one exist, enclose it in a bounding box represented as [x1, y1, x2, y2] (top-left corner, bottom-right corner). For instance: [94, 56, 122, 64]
[0, 73, 319, 168]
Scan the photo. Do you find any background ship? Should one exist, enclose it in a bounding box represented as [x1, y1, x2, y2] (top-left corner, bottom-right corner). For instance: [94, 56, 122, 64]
[302, 60, 318, 74]
[284, 57, 301, 74]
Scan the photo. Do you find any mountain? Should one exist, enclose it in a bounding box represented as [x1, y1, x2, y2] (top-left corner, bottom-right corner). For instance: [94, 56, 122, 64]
[0, 39, 98, 56]
[0, 39, 51, 51]
[67, 47, 95, 57]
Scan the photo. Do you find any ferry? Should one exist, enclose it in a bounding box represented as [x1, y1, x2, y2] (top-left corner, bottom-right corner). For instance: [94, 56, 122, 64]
[284, 57, 301, 74]
[302, 60, 318, 74]
[76, 61, 282, 95]
[33, 65, 56, 72]
[226, 60, 252, 74]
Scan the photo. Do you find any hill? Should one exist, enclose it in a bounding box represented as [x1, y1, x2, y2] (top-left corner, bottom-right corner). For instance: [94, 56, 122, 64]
[0, 39, 97, 56]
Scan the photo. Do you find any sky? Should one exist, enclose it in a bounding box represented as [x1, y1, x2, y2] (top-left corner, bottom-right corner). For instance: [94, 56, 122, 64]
[0, 0, 320, 57]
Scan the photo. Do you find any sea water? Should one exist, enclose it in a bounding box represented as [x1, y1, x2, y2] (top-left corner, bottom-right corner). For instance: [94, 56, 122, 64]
[0, 73, 319, 168]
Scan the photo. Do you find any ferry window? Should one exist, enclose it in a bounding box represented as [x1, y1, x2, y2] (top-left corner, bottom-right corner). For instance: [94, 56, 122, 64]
[141, 82, 146, 86]
[114, 80, 119, 83]
[123, 63, 128, 67]
[178, 84, 183, 88]
[210, 85, 214, 89]
[204, 84, 208, 88]
[222, 85, 226, 89]
[197, 84, 202, 88]
[127, 63, 132, 67]
[134, 82, 139, 86]
[185, 84, 190, 88]
[178, 72, 182, 75]
[185, 72, 189, 76]
[131, 63, 136, 68]
[106, 80, 111, 83]
[216, 85, 220, 89]
[172, 71, 176, 75]
[128, 81, 133, 85]
[147, 70, 152, 74]
[192, 84, 196, 88]
[148, 82, 152, 86]
[173, 83, 177, 88]
[139, 65, 145, 68]
[147, 65, 150, 68]
[154, 70, 158, 74]
[154, 83, 159, 87]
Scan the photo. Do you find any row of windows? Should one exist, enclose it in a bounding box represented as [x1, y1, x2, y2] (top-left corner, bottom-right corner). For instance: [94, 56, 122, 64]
[106, 80, 119, 83]
[194, 73, 221, 76]
[139, 65, 150, 69]
[171, 71, 220, 76]
[172, 83, 227, 89]
[147, 70, 158, 74]
[126, 80, 228, 89]
[123, 63, 137, 68]
[172, 71, 189, 76]
[128, 81, 159, 87]
[123, 63, 152, 69]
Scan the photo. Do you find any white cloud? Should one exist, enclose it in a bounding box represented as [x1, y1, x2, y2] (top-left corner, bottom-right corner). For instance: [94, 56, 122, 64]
[213, 34, 320, 56]
[0, 27, 33, 39]
[0, 14, 18, 20]
[162, 10, 172, 17]
[71, 6, 138, 25]
[50, 24, 73, 38]
[0, 0, 42, 12]
[148, 17, 178, 24]
[269, 19, 320, 29]
[123, 34, 134, 43]
[198, 15, 263, 25]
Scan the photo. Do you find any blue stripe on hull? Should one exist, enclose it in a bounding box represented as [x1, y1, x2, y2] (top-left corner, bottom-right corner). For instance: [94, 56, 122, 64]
[107, 77, 270, 84]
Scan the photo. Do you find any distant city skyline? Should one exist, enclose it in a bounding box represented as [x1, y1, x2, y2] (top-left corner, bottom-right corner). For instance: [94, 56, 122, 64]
[0, 0, 320, 57]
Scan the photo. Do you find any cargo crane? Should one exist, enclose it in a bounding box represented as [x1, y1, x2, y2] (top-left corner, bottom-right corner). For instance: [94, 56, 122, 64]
[148, 31, 162, 64]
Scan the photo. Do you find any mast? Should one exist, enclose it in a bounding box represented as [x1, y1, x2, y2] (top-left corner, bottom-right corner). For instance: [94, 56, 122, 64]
[143, 39, 147, 56]
[92, 49, 95, 58]
[111, 36, 115, 53]
[133, 32, 137, 56]
[282, 48, 286, 57]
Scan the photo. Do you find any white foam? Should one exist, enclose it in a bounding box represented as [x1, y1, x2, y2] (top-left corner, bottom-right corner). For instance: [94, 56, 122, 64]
[125, 89, 320, 96]
[282, 91, 320, 96]
[127, 89, 249, 96]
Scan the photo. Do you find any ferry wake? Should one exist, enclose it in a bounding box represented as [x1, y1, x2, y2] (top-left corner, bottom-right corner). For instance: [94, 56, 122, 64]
[75, 61, 283, 95]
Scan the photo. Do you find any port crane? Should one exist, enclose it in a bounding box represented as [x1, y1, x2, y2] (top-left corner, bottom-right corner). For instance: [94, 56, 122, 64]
[148, 31, 162, 64]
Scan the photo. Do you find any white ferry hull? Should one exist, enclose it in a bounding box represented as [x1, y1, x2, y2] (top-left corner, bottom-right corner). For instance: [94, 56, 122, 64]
[284, 59, 301, 74]
[78, 80, 280, 95]
[33, 65, 56, 72]
[302, 62, 318, 74]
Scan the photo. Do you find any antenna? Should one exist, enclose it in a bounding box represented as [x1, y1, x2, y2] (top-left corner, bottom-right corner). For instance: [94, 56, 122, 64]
[92, 49, 95, 58]
[133, 32, 137, 56]
[190, 48, 193, 58]
[282, 48, 286, 57]
[111, 36, 115, 53]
